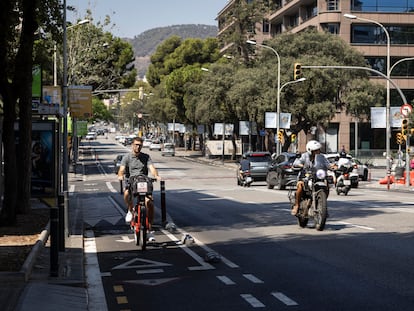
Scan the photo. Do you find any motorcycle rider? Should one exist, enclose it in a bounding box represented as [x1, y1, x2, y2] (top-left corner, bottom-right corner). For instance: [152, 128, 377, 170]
[335, 150, 353, 185]
[291, 140, 331, 216]
[239, 154, 251, 183]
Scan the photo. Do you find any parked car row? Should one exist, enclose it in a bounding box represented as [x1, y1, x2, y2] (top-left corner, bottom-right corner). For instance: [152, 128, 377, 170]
[236, 150, 369, 189]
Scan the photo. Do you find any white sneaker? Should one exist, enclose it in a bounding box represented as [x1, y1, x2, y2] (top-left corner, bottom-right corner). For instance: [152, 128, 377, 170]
[125, 211, 133, 223]
[147, 231, 156, 242]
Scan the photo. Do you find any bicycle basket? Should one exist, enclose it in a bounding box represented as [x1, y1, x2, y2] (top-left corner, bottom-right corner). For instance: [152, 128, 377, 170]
[130, 175, 153, 195]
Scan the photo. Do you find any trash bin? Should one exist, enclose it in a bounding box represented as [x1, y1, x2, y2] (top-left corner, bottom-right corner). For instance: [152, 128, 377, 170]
[395, 166, 405, 178]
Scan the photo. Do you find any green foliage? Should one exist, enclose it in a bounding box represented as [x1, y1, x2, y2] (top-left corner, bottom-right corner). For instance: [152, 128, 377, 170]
[91, 98, 113, 122]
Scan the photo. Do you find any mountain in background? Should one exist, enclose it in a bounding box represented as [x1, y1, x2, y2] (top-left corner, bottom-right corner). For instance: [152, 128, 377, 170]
[125, 24, 218, 79]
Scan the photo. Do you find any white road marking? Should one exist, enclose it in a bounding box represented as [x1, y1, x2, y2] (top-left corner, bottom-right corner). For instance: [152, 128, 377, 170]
[243, 274, 264, 283]
[136, 268, 164, 274]
[112, 258, 172, 270]
[84, 230, 108, 311]
[217, 275, 235, 285]
[271, 292, 298, 306]
[240, 294, 265, 308]
[161, 229, 215, 271]
[115, 236, 134, 243]
[106, 181, 117, 193]
[332, 221, 375, 231]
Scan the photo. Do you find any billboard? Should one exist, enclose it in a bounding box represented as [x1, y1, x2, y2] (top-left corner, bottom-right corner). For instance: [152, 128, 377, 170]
[68, 85, 92, 118]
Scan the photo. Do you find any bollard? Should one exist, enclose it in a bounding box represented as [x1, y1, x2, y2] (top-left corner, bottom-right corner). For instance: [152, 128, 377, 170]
[160, 180, 166, 225]
[58, 194, 65, 251]
[64, 190, 69, 238]
[50, 206, 59, 276]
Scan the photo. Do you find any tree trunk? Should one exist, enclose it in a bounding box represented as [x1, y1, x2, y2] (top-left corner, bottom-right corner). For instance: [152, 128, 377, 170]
[14, 0, 38, 214]
[0, 0, 18, 225]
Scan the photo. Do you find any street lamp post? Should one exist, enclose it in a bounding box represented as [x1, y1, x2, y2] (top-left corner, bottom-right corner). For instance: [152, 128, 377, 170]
[246, 40, 281, 154]
[344, 13, 392, 188]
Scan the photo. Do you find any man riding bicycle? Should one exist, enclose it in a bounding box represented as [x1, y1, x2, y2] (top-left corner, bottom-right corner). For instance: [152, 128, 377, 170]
[118, 137, 161, 241]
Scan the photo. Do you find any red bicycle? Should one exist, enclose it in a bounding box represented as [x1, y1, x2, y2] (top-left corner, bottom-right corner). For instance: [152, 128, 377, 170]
[128, 174, 156, 250]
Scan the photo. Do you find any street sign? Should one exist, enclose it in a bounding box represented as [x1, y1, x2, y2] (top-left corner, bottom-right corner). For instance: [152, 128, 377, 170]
[400, 103, 412, 117]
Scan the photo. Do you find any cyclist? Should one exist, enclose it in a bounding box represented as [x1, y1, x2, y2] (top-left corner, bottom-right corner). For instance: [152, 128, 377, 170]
[118, 137, 161, 241]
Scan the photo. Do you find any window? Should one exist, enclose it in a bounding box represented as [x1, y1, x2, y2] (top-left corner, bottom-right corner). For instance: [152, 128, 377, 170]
[350, 24, 414, 44]
[322, 23, 340, 34]
[263, 20, 270, 33]
[327, 0, 339, 11]
[351, 0, 414, 12]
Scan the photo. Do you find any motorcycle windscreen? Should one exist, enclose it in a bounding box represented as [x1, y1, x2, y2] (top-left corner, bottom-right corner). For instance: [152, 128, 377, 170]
[313, 154, 329, 170]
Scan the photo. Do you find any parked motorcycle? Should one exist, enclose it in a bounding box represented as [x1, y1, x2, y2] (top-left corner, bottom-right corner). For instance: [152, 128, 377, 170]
[335, 165, 353, 195]
[288, 154, 329, 231]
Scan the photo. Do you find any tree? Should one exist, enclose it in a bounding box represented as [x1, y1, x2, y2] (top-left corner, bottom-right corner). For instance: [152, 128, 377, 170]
[250, 29, 385, 151]
[0, 0, 62, 224]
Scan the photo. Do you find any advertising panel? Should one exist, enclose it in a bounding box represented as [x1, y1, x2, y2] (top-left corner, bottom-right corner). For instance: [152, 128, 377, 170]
[68, 85, 92, 118]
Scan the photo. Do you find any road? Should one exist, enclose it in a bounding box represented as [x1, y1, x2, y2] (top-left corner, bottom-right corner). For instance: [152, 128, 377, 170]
[74, 136, 414, 311]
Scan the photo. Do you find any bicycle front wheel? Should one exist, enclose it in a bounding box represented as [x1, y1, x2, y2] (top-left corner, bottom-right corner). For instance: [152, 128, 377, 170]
[139, 206, 147, 251]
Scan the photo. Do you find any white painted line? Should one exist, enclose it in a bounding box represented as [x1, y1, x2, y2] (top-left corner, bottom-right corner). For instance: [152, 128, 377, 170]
[240, 294, 265, 308]
[332, 221, 375, 231]
[161, 229, 215, 271]
[190, 235, 239, 269]
[243, 274, 264, 284]
[101, 272, 112, 277]
[136, 268, 164, 274]
[217, 275, 235, 285]
[84, 230, 109, 311]
[271, 292, 298, 306]
[106, 181, 117, 193]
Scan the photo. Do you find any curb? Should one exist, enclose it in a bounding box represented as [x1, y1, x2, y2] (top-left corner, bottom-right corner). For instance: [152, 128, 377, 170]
[0, 223, 50, 282]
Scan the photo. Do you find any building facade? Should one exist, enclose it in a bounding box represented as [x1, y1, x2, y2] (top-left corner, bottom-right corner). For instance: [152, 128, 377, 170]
[216, 0, 414, 157]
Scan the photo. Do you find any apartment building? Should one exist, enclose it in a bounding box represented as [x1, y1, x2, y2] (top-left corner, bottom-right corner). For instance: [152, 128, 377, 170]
[217, 0, 414, 155]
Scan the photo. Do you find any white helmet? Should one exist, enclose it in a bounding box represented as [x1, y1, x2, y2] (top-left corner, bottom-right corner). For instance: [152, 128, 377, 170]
[306, 140, 321, 154]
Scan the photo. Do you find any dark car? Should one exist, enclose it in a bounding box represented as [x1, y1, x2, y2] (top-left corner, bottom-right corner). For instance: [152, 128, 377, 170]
[266, 152, 300, 190]
[114, 154, 124, 174]
[237, 151, 272, 184]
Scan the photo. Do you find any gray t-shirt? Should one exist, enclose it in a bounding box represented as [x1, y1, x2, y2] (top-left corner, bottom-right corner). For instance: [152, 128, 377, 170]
[121, 152, 153, 177]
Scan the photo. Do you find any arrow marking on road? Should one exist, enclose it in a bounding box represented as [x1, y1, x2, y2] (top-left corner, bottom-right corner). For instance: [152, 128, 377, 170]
[116, 236, 134, 243]
[124, 277, 180, 286]
[112, 258, 172, 270]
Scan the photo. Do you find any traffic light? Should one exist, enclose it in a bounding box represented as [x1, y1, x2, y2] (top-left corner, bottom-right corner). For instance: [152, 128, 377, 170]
[277, 130, 284, 143]
[291, 133, 297, 143]
[402, 118, 409, 135]
[396, 132, 404, 145]
[293, 63, 302, 80]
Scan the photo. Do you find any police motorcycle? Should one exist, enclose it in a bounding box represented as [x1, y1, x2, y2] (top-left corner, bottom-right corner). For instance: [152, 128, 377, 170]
[288, 154, 330, 231]
[335, 163, 353, 195]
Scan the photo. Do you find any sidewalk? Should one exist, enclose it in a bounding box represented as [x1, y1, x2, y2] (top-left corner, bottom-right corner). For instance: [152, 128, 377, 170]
[0, 166, 88, 311]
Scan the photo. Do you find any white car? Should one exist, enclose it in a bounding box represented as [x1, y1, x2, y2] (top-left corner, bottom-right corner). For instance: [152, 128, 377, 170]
[85, 132, 97, 140]
[149, 141, 162, 151]
[143, 139, 152, 148]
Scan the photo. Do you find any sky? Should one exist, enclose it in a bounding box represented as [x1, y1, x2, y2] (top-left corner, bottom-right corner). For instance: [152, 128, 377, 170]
[67, 0, 229, 38]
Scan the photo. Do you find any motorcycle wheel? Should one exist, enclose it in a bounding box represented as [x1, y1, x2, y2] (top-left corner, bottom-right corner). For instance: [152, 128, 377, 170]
[296, 201, 308, 228]
[314, 191, 328, 231]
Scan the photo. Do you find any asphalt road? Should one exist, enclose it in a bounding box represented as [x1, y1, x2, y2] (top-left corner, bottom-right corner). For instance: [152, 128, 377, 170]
[78, 137, 414, 311]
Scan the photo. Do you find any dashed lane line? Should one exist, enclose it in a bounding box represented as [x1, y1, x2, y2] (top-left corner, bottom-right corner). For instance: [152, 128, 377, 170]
[240, 294, 265, 308]
[271, 292, 298, 306]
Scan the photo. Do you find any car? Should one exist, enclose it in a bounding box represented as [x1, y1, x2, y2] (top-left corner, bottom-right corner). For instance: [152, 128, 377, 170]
[123, 137, 134, 146]
[161, 143, 175, 156]
[353, 158, 369, 181]
[113, 154, 124, 174]
[143, 139, 152, 148]
[85, 132, 97, 140]
[149, 141, 162, 151]
[266, 152, 300, 190]
[237, 151, 272, 184]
